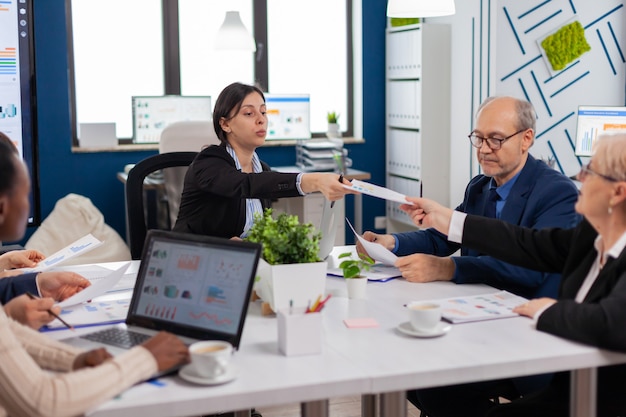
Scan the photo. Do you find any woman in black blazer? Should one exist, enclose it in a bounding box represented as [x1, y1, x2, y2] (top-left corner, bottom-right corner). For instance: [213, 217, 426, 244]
[401, 133, 626, 416]
[174, 82, 353, 239]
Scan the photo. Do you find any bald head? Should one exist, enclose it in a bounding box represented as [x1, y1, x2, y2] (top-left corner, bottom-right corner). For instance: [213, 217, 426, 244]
[476, 96, 537, 144]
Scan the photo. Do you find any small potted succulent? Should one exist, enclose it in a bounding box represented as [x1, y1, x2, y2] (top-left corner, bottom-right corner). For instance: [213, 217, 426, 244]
[326, 111, 341, 138]
[338, 252, 374, 299]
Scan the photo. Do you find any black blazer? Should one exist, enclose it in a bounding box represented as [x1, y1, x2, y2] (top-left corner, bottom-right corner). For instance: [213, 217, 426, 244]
[462, 215, 626, 409]
[173, 144, 302, 238]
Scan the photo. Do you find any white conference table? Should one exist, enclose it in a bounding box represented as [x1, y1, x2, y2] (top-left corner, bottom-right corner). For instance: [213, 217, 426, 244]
[48, 253, 626, 417]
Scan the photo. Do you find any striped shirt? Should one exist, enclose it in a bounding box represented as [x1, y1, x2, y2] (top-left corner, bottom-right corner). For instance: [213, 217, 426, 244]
[226, 145, 265, 238]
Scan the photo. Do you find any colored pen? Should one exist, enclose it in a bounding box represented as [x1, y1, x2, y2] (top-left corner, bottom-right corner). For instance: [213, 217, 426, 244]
[308, 295, 323, 313]
[330, 174, 344, 208]
[314, 294, 332, 312]
[26, 292, 74, 330]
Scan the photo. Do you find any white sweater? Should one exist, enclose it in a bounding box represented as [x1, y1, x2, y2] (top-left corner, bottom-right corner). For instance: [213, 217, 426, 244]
[0, 308, 157, 417]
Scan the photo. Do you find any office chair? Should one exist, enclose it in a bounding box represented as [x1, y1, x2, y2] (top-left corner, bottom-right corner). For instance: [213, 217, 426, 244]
[159, 121, 219, 226]
[125, 152, 197, 259]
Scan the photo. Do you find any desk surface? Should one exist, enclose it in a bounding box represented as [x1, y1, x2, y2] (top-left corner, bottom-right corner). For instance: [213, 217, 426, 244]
[49, 256, 626, 417]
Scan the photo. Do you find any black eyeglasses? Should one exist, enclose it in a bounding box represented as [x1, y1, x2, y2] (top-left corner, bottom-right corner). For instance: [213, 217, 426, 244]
[577, 162, 620, 182]
[468, 129, 526, 150]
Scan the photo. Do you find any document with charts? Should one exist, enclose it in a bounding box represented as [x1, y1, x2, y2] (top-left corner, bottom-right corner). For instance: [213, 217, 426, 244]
[45, 292, 132, 330]
[20, 234, 103, 272]
[342, 180, 414, 205]
[415, 291, 528, 324]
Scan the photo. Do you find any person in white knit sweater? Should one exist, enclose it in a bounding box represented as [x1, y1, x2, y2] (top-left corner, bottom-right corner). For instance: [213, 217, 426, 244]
[0, 132, 190, 417]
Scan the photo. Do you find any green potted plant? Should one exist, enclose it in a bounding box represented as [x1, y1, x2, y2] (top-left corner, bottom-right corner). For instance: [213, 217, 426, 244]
[245, 208, 327, 313]
[338, 251, 374, 278]
[326, 111, 341, 138]
[338, 252, 374, 299]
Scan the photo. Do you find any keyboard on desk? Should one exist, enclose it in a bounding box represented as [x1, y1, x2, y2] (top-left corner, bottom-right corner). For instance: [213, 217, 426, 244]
[80, 327, 151, 349]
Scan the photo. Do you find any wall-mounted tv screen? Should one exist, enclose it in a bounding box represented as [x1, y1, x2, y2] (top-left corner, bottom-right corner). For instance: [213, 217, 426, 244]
[132, 95, 212, 143]
[264, 93, 311, 141]
[0, 0, 39, 226]
[575, 105, 626, 157]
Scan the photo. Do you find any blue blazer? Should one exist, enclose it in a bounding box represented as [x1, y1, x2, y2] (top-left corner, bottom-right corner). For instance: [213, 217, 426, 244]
[0, 273, 38, 304]
[394, 155, 581, 299]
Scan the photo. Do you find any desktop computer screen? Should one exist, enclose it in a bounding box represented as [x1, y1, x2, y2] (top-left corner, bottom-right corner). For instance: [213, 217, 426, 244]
[575, 105, 626, 156]
[0, 0, 40, 225]
[264, 93, 311, 141]
[132, 95, 212, 143]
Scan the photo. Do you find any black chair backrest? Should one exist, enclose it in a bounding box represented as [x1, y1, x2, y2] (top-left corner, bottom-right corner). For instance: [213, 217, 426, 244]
[125, 152, 197, 259]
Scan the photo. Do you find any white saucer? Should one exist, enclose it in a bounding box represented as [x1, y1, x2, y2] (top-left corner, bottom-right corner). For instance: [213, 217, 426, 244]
[397, 321, 451, 338]
[178, 364, 239, 385]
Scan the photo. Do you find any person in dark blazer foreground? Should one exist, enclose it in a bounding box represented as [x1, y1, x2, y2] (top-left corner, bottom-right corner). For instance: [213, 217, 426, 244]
[401, 133, 626, 417]
[174, 82, 354, 239]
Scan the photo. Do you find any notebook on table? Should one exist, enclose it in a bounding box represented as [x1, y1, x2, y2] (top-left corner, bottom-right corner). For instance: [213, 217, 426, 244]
[62, 230, 261, 361]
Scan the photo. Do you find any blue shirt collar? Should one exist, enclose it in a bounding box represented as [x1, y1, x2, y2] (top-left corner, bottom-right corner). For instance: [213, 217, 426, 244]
[489, 169, 522, 201]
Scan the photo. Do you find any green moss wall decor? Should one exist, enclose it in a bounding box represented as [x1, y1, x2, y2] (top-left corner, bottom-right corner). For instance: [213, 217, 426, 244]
[540, 20, 591, 71]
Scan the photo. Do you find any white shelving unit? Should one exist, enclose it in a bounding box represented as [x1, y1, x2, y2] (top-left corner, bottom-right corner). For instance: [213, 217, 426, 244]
[385, 23, 451, 233]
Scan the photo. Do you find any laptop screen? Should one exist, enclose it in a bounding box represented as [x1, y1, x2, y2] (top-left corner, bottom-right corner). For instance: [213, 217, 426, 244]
[128, 230, 261, 348]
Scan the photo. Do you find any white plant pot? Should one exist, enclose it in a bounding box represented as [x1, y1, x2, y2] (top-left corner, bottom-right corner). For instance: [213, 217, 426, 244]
[346, 277, 367, 299]
[254, 259, 327, 312]
[326, 123, 342, 138]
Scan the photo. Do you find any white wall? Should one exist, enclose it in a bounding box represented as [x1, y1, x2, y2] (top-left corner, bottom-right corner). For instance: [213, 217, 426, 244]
[429, 0, 625, 207]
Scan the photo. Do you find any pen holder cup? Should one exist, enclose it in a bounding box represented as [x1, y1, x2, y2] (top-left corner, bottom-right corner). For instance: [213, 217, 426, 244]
[277, 308, 322, 356]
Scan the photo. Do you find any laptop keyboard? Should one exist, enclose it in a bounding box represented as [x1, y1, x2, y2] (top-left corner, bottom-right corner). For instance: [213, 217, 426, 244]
[81, 327, 151, 349]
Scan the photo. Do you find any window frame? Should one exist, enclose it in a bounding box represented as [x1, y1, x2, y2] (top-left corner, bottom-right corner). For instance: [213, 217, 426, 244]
[66, 0, 354, 146]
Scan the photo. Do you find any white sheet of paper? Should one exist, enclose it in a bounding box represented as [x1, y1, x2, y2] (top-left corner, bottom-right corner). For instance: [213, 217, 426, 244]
[50, 264, 137, 293]
[57, 262, 130, 308]
[346, 218, 398, 266]
[23, 234, 104, 272]
[343, 180, 414, 205]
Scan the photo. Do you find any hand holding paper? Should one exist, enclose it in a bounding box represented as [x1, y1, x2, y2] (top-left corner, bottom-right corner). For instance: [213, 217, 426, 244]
[57, 263, 130, 308]
[346, 219, 398, 266]
[21, 234, 104, 273]
[342, 180, 413, 205]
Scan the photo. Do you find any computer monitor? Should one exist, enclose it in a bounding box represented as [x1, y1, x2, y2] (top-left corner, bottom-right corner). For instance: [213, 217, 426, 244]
[264, 93, 311, 141]
[132, 96, 212, 143]
[0, 0, 40, 226]
[575, 105, 626, 156]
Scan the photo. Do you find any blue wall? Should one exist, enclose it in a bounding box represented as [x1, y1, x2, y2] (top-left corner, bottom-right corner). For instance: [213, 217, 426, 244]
[23, 0, 386, 245]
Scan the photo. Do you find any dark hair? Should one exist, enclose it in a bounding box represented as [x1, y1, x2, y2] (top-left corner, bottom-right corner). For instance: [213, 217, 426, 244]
[212, 82, 265, 144]
[0, 132, 20, 196]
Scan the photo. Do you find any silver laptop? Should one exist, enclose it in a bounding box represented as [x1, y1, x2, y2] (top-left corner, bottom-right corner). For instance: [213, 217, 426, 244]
[62, 230, 261, 357]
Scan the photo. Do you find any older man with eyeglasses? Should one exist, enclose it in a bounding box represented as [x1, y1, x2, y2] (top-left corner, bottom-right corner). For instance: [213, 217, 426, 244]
[358, 96, 582, 416]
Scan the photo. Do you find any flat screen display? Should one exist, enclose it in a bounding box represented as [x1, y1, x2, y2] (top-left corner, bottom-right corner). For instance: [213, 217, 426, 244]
[0, 0, 39, 226]
[264, 93, 311, 141]
[132, 95, 212, 143]
[575, 105, 626, 156]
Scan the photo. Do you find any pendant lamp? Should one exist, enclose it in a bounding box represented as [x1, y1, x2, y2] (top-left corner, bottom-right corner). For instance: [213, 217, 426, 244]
[215, 11, 256, 52]
[386, 0, 456, 17]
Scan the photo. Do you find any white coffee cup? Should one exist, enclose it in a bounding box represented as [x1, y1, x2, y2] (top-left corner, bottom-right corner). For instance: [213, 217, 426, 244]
[407, 302, 442, 332]
[188, 340, 233, 379]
